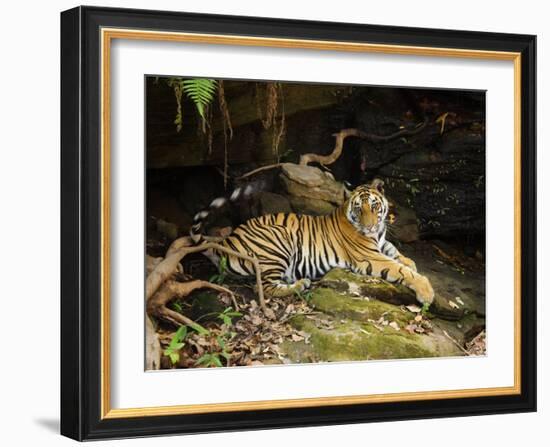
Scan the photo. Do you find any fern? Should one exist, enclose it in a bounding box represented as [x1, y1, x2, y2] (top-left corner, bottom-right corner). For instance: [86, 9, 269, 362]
[165, 77, 218, 132]
[182, 79, 217, 120]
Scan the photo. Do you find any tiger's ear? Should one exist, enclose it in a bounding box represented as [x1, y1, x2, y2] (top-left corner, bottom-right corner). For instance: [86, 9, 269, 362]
[343, 180, 353, 199]
[369, 178, 385, 194]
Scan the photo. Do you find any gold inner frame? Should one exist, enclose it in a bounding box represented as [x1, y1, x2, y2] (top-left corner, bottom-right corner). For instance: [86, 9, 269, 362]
[100, 28, 522, 419]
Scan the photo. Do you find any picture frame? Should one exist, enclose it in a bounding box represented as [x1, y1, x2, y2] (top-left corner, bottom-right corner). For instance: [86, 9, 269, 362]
[60, 5, 536, 441]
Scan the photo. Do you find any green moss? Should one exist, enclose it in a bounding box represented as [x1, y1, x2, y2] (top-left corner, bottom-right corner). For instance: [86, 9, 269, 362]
[282, 276, 470, 363]
[283, 315, 438, 362]
[310, 287, 413, 325]
[319, 268, 416, 305]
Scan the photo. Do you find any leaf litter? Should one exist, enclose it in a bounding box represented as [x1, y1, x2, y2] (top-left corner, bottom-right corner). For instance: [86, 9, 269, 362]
[158, 294, 315, 368]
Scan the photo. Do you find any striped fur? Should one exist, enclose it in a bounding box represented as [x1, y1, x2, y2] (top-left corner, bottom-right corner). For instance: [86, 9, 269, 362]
[193, 178, 434, 304]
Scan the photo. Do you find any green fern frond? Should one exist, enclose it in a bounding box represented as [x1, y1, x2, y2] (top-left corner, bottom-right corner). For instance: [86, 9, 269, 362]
[182, 79, 218, 119]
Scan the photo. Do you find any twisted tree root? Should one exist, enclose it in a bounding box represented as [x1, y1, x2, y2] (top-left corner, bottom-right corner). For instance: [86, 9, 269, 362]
[147, 280, 237, 327]
[145, 237, 274, 325]
[146, 239, 268, 315]
[145, 238, 270, 368]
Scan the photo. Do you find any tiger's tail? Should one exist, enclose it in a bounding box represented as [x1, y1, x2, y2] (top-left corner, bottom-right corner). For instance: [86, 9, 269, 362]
[189, 181, 262, 243]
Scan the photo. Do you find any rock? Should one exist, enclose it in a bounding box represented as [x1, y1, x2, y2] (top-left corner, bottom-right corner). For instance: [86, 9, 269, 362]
[388, 199, 419, 243]
[377, 126, 485, 238]
[319, 268, 417, 306]
[281, 163, 329, 187]
[277, 269, 471, 362]
[259, 192, 292, 215]
[146, 80, 348, 169]
[281, 308, 464, 363]
[398, 241, 485, 320]
[433, 314, 486, 346]
[310, 287, 414, 325]
[147, 186, 192, 233]
[289, 196, 335, 216]
[156, 218, 179, 240]
[280, 164, 345, 205]
[315, 262, 485, 323]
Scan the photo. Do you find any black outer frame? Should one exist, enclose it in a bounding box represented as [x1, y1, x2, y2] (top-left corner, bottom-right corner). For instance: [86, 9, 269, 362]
[60, 5, 536, 441]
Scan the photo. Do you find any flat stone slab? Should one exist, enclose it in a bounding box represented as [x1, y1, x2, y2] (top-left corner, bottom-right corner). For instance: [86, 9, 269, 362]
[282, 312, 464, 363]
[280, 164, 345, 205]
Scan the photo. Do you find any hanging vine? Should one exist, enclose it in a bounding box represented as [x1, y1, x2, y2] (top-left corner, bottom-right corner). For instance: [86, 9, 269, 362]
[255, 82, 286, 162]
[218, 80, 233, 189]
[166, 78, 185, 132]
[166, 77, 218, 133]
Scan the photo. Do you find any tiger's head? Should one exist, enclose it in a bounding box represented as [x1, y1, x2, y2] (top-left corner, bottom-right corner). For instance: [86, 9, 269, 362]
[345, 179, 390, 236]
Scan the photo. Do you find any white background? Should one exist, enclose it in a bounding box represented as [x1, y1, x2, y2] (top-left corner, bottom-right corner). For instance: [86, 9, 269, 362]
[111, 40, 515, 408]
[0, 0, 546, 445]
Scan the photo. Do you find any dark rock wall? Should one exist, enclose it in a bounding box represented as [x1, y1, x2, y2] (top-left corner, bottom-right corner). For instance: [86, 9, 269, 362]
[146, 78, 485, 243]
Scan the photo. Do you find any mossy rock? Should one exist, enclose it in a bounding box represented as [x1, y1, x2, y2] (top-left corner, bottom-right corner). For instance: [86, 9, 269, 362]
[310, 287, 413, 325]
[279, 270, 466, 363]
[282, 314, 463, 363]
[318, 268, 417, 306]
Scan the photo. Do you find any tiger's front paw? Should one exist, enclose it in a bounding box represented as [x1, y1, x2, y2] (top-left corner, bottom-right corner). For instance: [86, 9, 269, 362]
[412, 275, 434, 305]
[398, 255, 417, 272]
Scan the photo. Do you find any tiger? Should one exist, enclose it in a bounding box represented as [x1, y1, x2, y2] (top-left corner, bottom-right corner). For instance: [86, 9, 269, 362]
[190, 178, 434, 306]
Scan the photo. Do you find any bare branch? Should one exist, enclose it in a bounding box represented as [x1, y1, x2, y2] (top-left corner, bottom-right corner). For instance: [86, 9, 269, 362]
[299, 119, 428, 167]
[235, 120, 428, 180]
[236, 163, 288, 181]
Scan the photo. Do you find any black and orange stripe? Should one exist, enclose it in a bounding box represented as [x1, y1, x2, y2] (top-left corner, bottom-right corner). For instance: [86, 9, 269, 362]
[192, 180, 434, 304]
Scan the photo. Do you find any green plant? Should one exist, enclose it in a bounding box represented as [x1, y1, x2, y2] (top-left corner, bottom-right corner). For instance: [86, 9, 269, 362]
[209, 256, 228, 284]
[296, 288, 313, 302]
[195, 352, 223, 368]
[421, 302, 431, 316]
[195, 333, 234, 368]
[188, 320, 210, 336]
[166, 77, 218, 131]
[170, 299, 183, 313]
[217, 307, 242, 326]
[182, 78, 218, 120]
[216, 335, 232, 363]
[163, 325, 188, 365]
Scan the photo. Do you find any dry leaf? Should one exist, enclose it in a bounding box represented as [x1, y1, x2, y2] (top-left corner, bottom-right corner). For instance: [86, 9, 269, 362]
[389, 321, 400, 331]
[406, 304, 422, 313]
